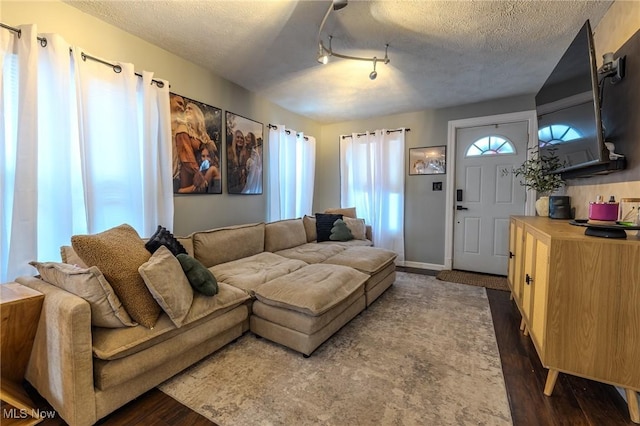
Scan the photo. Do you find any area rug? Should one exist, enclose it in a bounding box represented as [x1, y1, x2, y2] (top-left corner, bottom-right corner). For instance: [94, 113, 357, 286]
[436, 269, 510, 292]
[159, 272, 512, 425]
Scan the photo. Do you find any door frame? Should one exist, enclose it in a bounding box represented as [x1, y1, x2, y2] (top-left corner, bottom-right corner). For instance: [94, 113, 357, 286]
[443, 110, 538, 271]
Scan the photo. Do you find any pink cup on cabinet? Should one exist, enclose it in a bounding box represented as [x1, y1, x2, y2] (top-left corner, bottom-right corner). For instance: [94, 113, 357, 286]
[588, 202, 619, 221]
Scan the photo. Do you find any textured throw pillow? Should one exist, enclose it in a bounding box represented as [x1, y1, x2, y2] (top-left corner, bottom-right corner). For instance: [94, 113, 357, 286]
[71, 224, 161, 328]
[176, 254, 219, 296]
[29, 261, 136, 328]
[145, 225, 187, 256]
[329, 219, 354, 241]
[344, 217, 367, 240]
[315, 213, 343, 242]
[138, 246, 193, 327]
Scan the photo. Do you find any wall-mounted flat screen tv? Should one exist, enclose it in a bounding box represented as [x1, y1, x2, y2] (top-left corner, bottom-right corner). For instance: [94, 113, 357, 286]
[535, 20, 608, 174]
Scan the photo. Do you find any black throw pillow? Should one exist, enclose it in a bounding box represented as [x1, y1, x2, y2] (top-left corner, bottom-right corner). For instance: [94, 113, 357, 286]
[315, 213, 343, 242]
[145, 225, 187, 256]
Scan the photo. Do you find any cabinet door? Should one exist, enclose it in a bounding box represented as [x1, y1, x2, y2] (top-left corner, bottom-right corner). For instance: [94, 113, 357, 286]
[530, 238, 549, 351]
[522, 231, 535, 323]
[507, 220, 516, 291]
[522, 229, 550, 355]
[511, 221, 525, 304]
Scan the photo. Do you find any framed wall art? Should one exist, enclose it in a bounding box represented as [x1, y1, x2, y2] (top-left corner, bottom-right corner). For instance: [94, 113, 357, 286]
[225, 112, 263, 194]
[170, 93, 223, 194]
[409, 146, 446, 175]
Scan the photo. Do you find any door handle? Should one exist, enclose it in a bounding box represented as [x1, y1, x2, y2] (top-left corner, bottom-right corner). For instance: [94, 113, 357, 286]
[525, 274, 533, 285]
[456, 205, 468, 211]
[509, 251, 514, 259]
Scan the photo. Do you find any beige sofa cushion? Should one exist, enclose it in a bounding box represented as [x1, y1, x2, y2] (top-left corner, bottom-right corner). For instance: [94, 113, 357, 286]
[264, 218, 307, 252]
[29, 261, 136, 328]
[304, 215, 371, 243]
[176, 236, 194, 257]
[323, 246, 397, 274]
[92, 282, 250, 360]
[192, 223, 265, 267]
[343, 217, 366, 240]
[275, 242, 347, 264]
[254, 264, 368, 316]
[138, 246, 193, 328]
[303, 215, 317, 242]
[210, 252, 307, 293]
[60, 245, 88, 268]
[324, 207, 357, 218]
[71, 224, 161, 328]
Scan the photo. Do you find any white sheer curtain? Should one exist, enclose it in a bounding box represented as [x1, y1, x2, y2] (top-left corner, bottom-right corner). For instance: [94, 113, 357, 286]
[1, 24, 172, 282]
[340, 129, 405, 261]
[268, 125, 315, 221]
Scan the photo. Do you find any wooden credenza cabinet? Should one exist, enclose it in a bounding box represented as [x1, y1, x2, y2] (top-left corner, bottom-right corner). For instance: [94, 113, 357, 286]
[507, 216, 640, 423]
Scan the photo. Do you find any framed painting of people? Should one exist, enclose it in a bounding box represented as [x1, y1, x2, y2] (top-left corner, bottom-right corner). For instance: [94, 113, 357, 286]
[409, 146, 446, 175]
[170, 93, 223, 194]
[225, 112, 263, 194]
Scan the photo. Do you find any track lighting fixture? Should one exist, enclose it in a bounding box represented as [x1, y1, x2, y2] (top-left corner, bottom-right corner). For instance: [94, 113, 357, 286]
[369, 58, 378, 80]
[316, 0, 390, 79]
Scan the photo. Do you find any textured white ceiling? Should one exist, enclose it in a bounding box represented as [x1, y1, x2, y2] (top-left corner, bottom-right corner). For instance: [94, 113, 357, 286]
[65, 0, 613, 123]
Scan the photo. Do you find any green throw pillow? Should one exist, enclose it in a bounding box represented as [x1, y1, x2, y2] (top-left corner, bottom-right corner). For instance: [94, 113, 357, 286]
[329, 218, 354, 242]
[176, 254, 219, 296]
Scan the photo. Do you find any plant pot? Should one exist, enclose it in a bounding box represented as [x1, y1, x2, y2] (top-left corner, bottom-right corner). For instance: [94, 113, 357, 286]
[535, 196, 549, 217]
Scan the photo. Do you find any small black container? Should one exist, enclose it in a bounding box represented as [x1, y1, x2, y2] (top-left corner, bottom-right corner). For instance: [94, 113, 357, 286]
[549, 196, 572, 219]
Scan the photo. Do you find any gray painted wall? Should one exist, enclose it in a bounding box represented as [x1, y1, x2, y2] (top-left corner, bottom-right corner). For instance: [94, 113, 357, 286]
[315, 95, 534, 266]
[6, 0, 638, 265]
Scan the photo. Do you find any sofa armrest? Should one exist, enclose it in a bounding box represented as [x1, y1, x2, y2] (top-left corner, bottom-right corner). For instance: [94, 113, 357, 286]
[16, 276, 97, 426]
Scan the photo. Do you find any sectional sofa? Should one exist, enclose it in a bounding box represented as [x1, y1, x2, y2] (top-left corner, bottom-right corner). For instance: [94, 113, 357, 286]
[14, 215, 397, 426]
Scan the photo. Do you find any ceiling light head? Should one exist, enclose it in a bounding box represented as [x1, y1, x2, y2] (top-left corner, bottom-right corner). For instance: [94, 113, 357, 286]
[316, 42, 329, 64]
[369, 57, 378, 80]
[333, 0, 348, 11]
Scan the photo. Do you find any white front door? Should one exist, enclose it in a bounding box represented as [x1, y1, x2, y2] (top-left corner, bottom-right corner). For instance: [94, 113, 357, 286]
[453, 121, 528, 275]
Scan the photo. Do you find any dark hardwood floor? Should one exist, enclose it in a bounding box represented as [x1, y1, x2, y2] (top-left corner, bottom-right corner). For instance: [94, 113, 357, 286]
[17, 271, 635, 425]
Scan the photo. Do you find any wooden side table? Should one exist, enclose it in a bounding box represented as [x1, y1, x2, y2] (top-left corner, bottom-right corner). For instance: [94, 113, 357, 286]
[1, 283, 45, 425]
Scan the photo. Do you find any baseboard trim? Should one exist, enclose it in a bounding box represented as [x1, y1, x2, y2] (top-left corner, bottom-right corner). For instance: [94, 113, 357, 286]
[398, 261, 446, 271]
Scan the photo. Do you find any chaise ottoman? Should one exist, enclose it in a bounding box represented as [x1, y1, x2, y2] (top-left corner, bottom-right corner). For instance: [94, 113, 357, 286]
[322, 246, 397, 306]
[250, 264, 368, 356]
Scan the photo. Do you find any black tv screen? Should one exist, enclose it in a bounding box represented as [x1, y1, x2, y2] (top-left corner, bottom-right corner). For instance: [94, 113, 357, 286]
[535, 20, 607, 173]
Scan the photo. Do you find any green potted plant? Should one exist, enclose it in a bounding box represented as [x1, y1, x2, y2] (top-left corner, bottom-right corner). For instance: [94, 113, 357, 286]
[508, 148, 565, 216]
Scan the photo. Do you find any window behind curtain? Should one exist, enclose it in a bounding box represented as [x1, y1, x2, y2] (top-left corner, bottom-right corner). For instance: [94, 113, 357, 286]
[1, 26, 172, 282]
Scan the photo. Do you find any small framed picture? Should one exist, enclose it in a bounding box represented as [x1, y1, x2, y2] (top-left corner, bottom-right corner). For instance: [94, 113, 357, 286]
[409, 146, 446, 175]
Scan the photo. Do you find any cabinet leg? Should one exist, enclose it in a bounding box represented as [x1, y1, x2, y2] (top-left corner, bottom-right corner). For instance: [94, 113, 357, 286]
[625, 388, 639, 424]
[509, 292, 514, 301]
[543, 369, 559, 396]
[519, 318, 526, 331]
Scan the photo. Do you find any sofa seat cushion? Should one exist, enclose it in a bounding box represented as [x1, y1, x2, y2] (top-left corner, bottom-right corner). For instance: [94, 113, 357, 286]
[254, 264, 368, 316]
[192, 222, 265, 268]
[94, 305, 248, 390]
[92, 282, 250, 361]
[274, 242, 347, 264]
[210, 252, 307, 294]
[264, 218, 308, 252]
[319, 239, 373, 247]
[323, 246, 397, 274]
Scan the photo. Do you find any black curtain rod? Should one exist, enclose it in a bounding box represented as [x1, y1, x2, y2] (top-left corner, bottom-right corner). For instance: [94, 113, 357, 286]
[341, 128, 410, 139]
[1, 22, 166, 88]
[267, 124, 309, 140]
